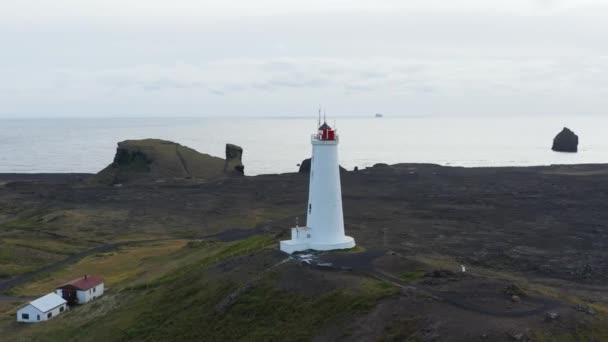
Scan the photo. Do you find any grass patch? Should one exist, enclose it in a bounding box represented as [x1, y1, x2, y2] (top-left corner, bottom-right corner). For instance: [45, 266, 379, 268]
[118, 274, 398, 341]
[0, 243, 65, 278]
[4, 238, 83, 255]
[334, 245, 367, 254]
[2, 234, 397, 341]
[138, 235, 276, 289]
[399, 270, 426, 282]
[361, 279, 400, 297]
[0, 301, 22, 319]
[11, 240, 189, 296]
[210, 235, 275, 261]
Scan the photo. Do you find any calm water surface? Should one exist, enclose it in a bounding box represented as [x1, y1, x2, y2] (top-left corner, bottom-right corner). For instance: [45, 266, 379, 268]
[1, 116, 607, 175]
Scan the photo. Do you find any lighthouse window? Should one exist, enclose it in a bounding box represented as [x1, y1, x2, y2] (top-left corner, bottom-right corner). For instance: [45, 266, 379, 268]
[309, 204, 312, 213]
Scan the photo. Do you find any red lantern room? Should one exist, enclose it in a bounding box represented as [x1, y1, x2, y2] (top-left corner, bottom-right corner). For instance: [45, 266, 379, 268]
[318, 122, 336, 141]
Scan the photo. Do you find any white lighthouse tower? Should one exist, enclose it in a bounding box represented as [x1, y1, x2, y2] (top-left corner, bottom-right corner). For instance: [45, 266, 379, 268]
[280, 118, 356, 254]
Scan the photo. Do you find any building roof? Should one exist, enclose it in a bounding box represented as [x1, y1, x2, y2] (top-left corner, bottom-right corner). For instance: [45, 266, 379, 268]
[29, 293, 66, 313]
[58, 275, 104, 291]
[318, 122, 332, 130]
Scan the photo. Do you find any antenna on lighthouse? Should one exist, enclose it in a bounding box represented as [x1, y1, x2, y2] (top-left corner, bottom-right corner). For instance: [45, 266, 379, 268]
[323, 110, 326, 123]
[318, 107, 321, 127]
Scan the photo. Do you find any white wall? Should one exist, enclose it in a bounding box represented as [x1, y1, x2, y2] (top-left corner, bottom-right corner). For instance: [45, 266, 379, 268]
[17, 304, 67, 323]
[17, 305, 43, 323]
[307, 140, 346, 243]
[76, 283, 104, 304]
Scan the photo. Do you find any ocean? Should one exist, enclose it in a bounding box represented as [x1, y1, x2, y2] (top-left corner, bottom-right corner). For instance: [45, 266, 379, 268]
[1, 116, 607, 175]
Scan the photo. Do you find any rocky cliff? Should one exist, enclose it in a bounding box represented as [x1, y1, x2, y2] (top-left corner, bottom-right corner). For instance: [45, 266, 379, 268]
[94, 139, 243, 184]
[224, 144, 245, 175]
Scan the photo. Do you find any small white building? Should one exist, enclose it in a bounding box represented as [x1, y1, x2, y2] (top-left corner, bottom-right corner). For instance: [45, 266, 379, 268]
[55, 275, 104, 305]
[17, 293, 67, 323]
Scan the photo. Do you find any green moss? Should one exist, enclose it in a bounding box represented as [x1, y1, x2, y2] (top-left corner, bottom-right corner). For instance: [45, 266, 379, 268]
[211, 235, 275, 261]
[0, 243, 64, 279]
[124, 235, 275, 291]
[334, 245, 367, 254]
[120, 276, 398, 341]
[361, 279, 400, 298]
[399, 270, 426, 282]
[5, 238, 83, 255]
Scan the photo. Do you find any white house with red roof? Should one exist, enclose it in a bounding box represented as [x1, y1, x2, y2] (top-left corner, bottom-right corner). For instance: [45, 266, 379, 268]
[55, 275, 104, 305]
[17, 292, 67, 323]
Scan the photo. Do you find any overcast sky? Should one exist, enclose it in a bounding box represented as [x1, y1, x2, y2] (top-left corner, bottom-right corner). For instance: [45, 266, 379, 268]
[1, 0, 608, 118]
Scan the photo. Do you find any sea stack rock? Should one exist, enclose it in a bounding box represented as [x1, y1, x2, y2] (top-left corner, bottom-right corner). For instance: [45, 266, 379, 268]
[224, 143, 244, 175]
[94, 139, 238, 184]
[552, 127, 579, 153]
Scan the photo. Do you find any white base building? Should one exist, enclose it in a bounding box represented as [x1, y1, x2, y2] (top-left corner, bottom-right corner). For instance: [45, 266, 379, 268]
[280, 121, 356, 254]
[17, 293, 67, 323]
[280, 227, 355, 254]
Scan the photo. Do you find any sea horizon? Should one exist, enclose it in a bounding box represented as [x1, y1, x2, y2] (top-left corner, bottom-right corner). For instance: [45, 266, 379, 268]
[1, 115, 606, 175]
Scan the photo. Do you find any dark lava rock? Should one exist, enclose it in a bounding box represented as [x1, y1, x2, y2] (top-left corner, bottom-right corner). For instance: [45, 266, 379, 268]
[504, 283, 528, 297]
[422, 269, 460, 285]
[298, 158, 346, 173]
[94, 139, 239, 184]
[544, 312, 560, 321]
[224, 143, 244, 175]
[298, 158, 312, 173]
[507, 331, 526, 341]
[425, 270, 456, 278]
[552, 127, 579, 153]
[574, 304, 597, 316]
[575, 263, 594, 279]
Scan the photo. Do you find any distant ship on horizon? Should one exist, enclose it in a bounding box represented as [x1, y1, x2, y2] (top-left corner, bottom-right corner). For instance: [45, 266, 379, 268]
[375, 113, 383, 118]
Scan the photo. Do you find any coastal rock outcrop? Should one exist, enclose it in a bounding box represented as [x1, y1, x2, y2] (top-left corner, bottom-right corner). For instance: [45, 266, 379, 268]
[298, 158, 346, 173]
[298, 159, 312, 173]
[94, 139, 243, 184]
[552, 127, 578, 153]
[224, 144, 244, 175]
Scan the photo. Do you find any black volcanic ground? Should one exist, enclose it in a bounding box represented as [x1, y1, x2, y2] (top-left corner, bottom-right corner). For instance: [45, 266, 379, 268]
[1, 163, 607, 340]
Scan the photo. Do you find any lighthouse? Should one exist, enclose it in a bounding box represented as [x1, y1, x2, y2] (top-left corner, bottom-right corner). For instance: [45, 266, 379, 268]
[280, 119, 356, 254]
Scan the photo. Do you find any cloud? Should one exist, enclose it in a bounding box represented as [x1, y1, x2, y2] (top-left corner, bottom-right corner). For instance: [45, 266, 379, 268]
[3, 56, 608, 117]
[1, 2, 608, 117]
